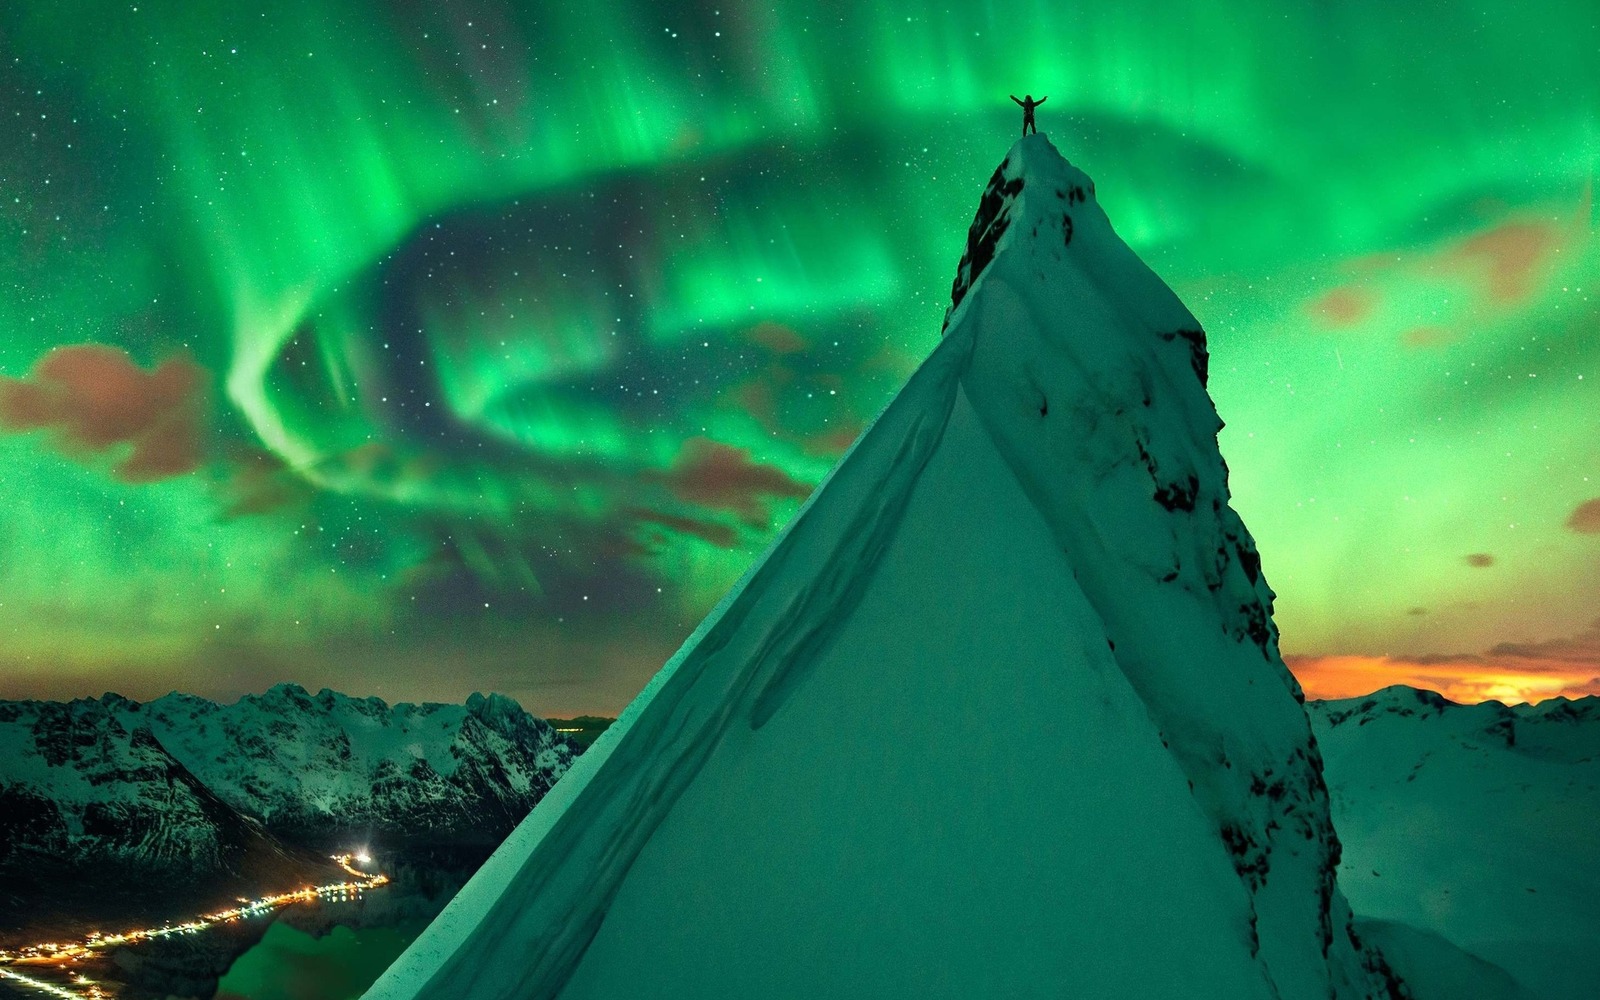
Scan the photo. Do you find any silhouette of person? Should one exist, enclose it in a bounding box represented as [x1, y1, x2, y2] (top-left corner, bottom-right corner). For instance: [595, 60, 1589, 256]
[1011, 94, 1046, 135]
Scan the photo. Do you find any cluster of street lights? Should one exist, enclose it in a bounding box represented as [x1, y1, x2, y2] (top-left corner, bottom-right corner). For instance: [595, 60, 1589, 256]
[0, 852, 387, 998]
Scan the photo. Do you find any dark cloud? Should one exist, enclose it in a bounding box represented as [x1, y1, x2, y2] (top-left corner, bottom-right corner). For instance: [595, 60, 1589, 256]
[647, 437, 812, 527]
[1464, 552, 1495, 567]
[1411, 652, 1486, 665]
[0, 344, 206, 482]
[1488, 618, 1600, 664]
[733, 378, 781, 430]
[1566, 497, 1600, 534]
[216, 446, 315, 519]
[630, 509, 741, 550]
[746, 321, 810, 354]
[397, 518, 667, 618]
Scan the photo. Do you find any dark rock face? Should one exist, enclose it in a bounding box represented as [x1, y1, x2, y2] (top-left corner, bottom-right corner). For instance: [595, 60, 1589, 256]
[0, 785, 68, 860]
[945, 161, 1023, 329]
[0, 701, 245, 875]
[1160, 328, 1210, 388]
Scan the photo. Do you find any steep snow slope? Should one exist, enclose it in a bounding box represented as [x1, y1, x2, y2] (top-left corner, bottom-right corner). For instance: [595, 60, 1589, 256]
[122, 685, 574, 844]
[365, 134, 1401, 1000]
[1312, 688, 1600, 999]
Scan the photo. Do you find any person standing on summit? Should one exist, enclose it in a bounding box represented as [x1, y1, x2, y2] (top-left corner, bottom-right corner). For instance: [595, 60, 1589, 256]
[1010, 94, 1046, 135]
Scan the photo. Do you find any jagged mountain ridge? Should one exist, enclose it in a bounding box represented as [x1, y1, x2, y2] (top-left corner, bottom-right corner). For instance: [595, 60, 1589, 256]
[0, 685, 575, 909]
[122, 684, 575, 845]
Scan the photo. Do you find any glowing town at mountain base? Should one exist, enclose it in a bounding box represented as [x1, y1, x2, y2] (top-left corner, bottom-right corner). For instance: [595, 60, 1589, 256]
[0, 853, 387, 998]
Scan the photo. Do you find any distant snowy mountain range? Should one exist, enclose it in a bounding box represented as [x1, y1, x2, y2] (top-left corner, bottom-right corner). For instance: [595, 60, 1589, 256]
[1310, 687, 1600, 1000]
[121, 685, 575, 844]
[0, 684, 575, 932]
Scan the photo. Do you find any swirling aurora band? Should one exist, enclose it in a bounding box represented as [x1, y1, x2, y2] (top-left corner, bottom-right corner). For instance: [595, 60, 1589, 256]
[0, 0, 1596, 712]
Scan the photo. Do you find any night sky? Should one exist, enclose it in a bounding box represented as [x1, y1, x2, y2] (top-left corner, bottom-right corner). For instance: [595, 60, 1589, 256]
[1, 1, 1596, 714]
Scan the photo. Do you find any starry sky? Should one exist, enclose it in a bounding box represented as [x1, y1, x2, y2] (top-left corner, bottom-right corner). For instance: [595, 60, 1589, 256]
[0, 0, 1596, 714]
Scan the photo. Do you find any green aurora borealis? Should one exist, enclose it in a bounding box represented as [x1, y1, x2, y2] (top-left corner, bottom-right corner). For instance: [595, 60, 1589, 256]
[1, 0, 1597, 712]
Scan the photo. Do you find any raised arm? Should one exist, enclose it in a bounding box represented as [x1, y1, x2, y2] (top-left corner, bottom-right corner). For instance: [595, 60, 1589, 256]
[1035, 96, 1047, 105]
[1010, 95, 1023, 106]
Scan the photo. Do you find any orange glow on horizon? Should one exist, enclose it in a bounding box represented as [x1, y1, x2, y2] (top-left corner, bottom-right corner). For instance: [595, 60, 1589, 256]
[1286, 653, 1600, 706]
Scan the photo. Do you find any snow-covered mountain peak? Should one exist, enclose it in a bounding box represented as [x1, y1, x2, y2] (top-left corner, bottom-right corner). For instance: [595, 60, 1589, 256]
[937, 133, 1386, 997]
[946, 133, 1265, 648]
[131, 688, 574, 841]
[364, 140, 1405, 1000]
[465, 691, 529, 728]
[946, 134, 1098, 326]
[1320, 686, 1459, 726]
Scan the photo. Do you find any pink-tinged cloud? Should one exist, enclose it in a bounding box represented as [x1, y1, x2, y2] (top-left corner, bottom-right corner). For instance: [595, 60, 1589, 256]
[803, 423, 865, 458]
[1400, 325, 1455, 349]
[733, 379, 780, 431]
[1488, 618, 1600, 663]
[647, 437, 811, 527]
[1286, 618, 1600, 705]
[0, 344, 206, 482]
[1308, 286, 1375, 328]
[1566, 497, 1600, 534]
[746, 321, 810, 355]
[1449, 218, 1560, 304]
[1342, 195, 1585, 315]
